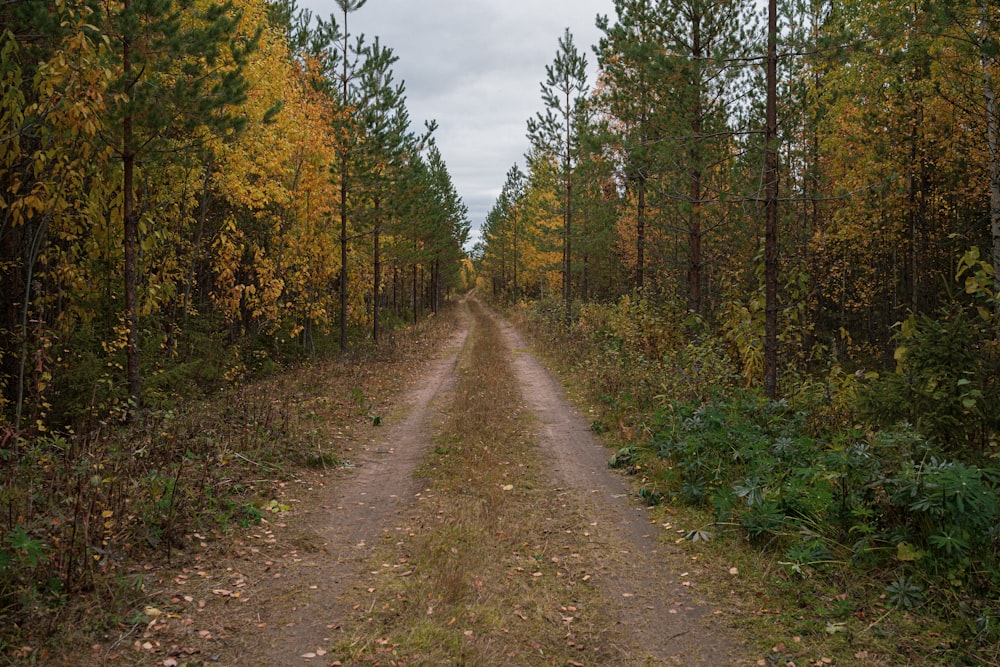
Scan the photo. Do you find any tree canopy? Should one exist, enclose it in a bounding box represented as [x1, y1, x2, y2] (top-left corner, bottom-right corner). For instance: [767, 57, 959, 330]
[1, 0, 471, 429]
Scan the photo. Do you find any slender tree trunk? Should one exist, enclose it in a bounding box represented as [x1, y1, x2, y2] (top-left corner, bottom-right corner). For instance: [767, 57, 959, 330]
[339, 158, 348, 352]
[637, 176, 646, 291]
[564, 91, 573, 331]
[373, 198, 381, 345]
[983, 1, 1000, 310]
[412, 263, 418, 325]
[500, 240, 507, 296]
[122, 7, 141, 414]
[512, 207, 519, 302]
[15, 218, 47, 431]
[689, 13, 703, 314]
[764, 0, 780, 400]
[434, 258, 440, 314]
[339, 5, 350, 353]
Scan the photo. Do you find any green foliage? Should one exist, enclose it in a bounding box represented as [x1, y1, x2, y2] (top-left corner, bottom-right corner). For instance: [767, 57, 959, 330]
[648, 393, 1000, 590]
[888, 458, 1000, 579]
[858, 307, 1000, 455]
[575, 295, 738, 410]
[885, 575, 924, 610]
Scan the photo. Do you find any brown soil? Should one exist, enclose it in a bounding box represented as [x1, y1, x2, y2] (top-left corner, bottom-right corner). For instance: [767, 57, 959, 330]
[84, 297, 752, 666]
[497, 317, 748, 665]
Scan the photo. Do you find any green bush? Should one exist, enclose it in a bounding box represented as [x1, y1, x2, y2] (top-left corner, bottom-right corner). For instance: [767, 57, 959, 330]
[858, 308, 1000, 456]
[648, 394, 1000, 590]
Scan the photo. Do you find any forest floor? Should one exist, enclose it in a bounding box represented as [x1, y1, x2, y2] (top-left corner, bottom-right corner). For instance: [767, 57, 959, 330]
[65, 295, 758, 666]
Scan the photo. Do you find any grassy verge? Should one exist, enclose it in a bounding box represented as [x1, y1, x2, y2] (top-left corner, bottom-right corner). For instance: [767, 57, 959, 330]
[0, 311, 457, 664]
[505, 298, 1000, 667]
[332, 299, 642, 666]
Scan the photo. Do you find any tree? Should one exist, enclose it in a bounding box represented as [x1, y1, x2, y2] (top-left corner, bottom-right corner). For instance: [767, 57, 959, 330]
[965, 0, 999, 312]
[423, 143, 471, 313]
[355, 38, 422, 344]
[656, 0, 758, 313]
[1, 0, 114, 428]
[596, 0, 668, 292]
[763, 0, 779, 398]
[499, 165, 527, 302]
[985, 1, 1000, 308]
[311, 0, 369, 352]
[102, 0, 253, 413]
[527, 28, 590, 329]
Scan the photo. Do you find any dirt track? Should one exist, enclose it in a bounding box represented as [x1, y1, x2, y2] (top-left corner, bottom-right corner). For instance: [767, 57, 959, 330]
[206, 296, 749, 665]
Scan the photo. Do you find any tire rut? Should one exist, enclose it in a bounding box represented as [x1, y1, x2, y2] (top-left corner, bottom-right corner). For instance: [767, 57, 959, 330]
[493, 307, 750, 665]
[225, 297, 751, 665]
[238, 307, 471, 665]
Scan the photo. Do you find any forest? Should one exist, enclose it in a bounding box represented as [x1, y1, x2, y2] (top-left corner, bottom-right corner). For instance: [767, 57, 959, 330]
[1, 0, 471, 649]
[1, 0, 472, 430]
[2, 0, 1000, 660]
[475, 0, 1000, 657]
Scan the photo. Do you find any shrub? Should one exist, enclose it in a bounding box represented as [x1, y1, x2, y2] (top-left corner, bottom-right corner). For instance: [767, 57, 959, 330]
[648, 394, 1000, 590]
[858, 308, 1000, 457]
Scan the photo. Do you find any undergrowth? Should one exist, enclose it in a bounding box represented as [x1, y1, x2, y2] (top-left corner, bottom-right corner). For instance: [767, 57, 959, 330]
[0, 313, 453, 661]
[509, 292, 1000, 666]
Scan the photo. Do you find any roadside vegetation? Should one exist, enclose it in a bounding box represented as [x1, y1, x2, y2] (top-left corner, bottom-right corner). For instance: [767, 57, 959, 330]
[474, 0, 1000, 662]
[506, 293, 1000, 666]
[0, 314, 456, 664]
[2, 0, 472, 659]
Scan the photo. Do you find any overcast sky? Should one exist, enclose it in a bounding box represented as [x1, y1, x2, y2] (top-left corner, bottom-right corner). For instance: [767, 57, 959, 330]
[299, 0, 616, 247]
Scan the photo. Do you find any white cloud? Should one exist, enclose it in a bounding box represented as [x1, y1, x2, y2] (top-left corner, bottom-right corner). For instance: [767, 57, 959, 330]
[301, 0, 615, 240]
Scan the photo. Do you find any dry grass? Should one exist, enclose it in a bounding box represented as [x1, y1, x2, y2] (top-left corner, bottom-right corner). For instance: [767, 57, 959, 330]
[6, 314, 458, 666]
[332, 299, 636, 665]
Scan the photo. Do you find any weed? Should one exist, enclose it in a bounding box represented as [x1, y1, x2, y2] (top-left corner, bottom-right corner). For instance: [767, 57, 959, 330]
[512, 295, 1000, 665]
[885, 575, 925, 610]
[0, 305, 458, 656]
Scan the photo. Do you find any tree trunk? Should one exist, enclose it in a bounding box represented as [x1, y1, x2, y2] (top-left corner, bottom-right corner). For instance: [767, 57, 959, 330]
[689, 13, 703, 315]
[122, 7, 141, 414]
[339, 7, 350, 354]
[339, 154, 348, 352]
[512, 207, 519, 302]
[763, 0, 780, 400]
[373, 199, 381, 345]
[412, 263, 418, 325]
[637, 176, 646, 291]
[983, 1, 1000, 311]
[564, 91, 573, 331]
[432, 258, 440, 315]
[14, 218, 47, 431]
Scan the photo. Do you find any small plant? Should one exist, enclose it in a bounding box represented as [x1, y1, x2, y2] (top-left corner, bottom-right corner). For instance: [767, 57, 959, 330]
[4, 525, 48, 569]
[885, 575, 924, 610]
[637, 486, 662, 506]
[608, 445, 635, 470]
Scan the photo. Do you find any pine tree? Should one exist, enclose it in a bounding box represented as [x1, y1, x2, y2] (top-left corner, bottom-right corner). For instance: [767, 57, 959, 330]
[656, 0, 758, 313]
[596, 0, 668, 292]
[763, 0, 779, 398]
[527, 28, 590, 329]
[499, 165, 527, 302]
[333, 0, 368, 352]
[102, 0, 254, 414]
[355, 37, 423, 344]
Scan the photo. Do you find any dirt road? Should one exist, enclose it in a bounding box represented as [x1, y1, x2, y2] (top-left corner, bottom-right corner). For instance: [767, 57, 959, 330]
[498, 318, 747, 664]
[172, 297, 749, 665]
